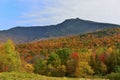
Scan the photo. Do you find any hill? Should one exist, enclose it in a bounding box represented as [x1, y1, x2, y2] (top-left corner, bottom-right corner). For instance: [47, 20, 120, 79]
[17, 27, 120, 62]
[0, 18, 120, 43]
[16, 27, 120, 78]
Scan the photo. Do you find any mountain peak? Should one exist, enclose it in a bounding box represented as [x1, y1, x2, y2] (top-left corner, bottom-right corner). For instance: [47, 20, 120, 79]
[59, 18, 85, 26]
[63, 18, 83, 22]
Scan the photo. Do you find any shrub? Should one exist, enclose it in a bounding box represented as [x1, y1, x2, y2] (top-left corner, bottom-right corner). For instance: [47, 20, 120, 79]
[47, 65, 66, 77]
[0, 72, 41, 80]
[106, 72, 120, 80]
[24, 64, 34, 73]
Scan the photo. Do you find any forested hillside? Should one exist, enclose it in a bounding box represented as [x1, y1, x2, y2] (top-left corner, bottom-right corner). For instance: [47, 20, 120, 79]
[14, 28, 120, 78]
[17, 28, 120, 57]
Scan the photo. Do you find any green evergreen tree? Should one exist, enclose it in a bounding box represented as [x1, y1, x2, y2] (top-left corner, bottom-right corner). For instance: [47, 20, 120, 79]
[57, 48, 71, 65]
[47, 52, 61, 67]
[34, 58, 46, 75]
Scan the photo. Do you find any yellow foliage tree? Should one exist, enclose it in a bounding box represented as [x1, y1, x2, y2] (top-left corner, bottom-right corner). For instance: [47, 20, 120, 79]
[75, 62, 94, 77]
[0, 40, 21, 72]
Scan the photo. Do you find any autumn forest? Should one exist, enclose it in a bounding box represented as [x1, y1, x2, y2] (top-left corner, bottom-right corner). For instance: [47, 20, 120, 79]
[0, 27, 119, 80]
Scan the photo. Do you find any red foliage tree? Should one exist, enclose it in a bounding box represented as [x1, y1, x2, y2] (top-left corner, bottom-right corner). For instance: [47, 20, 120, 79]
[99, 54, 106, 63]
[70, 52, 79, 60]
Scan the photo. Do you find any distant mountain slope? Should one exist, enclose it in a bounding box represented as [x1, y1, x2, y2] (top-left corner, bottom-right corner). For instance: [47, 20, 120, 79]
[17, 28, 120, 61]
[0, 18, 120, 43]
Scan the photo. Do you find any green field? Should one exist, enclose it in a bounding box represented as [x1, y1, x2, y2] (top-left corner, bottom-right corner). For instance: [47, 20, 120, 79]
[0, 72, 108, 80]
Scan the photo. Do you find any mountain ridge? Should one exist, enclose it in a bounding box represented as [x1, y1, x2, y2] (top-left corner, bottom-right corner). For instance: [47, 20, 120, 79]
[0, 18, 120, 43]
[2, 18, 120, 31]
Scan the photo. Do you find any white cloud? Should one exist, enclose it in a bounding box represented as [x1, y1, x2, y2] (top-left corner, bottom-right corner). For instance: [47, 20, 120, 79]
[18, 0, 120, 26]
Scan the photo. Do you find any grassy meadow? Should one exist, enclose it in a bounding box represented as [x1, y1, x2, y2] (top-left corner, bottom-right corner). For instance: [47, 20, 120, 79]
[0, 72, 108, 80]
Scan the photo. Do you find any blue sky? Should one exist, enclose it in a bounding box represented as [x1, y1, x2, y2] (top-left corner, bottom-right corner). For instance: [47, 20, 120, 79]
[0, 0, 120, 30]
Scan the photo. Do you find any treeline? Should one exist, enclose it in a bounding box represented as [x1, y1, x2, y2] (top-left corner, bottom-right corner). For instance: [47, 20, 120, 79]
[0, 40, 120, 78]
[33, 46, 120, 77]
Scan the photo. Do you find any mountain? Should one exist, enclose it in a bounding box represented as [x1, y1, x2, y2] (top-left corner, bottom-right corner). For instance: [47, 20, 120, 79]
[0, 18, 120, 43]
